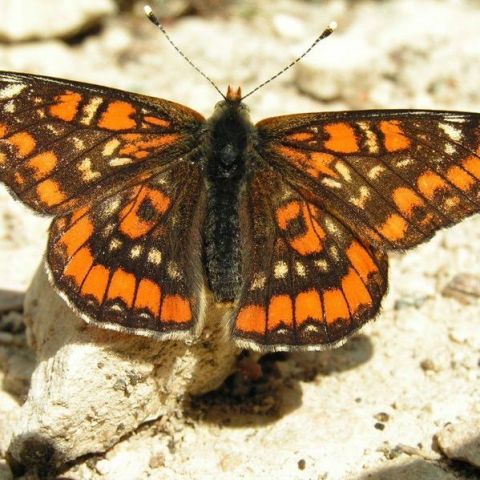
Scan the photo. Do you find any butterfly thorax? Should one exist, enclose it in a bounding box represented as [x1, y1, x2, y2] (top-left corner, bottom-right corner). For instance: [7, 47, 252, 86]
[202, 96, 254, 302]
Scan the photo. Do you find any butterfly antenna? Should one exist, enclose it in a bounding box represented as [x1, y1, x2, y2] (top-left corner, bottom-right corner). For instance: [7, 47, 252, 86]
[241, 21, 337, 101]
[144, 5, 226, 100]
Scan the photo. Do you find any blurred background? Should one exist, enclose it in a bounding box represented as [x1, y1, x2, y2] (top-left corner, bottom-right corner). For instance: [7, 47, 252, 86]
[0, 1, 480, 479]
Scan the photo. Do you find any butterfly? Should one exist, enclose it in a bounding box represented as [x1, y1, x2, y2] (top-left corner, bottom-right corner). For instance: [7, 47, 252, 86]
[0, 55, 479, 352]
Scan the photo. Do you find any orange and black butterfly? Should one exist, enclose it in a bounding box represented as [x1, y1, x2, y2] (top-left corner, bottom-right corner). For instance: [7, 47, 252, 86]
[0, 18, 479, 352]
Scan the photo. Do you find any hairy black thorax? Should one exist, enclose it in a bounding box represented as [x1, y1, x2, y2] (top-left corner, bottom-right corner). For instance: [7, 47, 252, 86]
[202, 96, 253, 302]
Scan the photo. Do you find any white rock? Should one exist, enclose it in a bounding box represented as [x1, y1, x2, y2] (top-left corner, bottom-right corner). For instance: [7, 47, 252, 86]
[437, 419, 480, 468]
[7, 264, 238, 473]
[295, 33, 385, 104]
[0, 0, 117, 41]
[272, 14, 306, 40]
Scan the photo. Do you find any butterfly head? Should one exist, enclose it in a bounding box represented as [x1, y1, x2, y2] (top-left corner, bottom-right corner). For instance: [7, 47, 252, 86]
[211, 85, 250, 122]
[226, 85, 242, 102]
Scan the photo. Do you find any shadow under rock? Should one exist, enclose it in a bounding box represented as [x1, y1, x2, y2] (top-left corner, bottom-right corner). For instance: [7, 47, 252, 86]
[434, 433, 480, 479]
[0, 288, 35, 400]
[357, 457, 479, 480]
[356, 432, 480, 480]
[187, 333, 373, 428]
[0, 289, 24, 316]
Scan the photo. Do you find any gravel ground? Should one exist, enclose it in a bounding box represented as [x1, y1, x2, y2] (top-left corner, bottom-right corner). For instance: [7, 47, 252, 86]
[0, 0, 480, 478]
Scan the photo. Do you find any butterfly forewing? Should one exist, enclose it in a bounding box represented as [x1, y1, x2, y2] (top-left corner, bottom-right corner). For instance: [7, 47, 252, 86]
[0, 71, 204, 214]
[232, 166, 388, 351]
[256, 110, 480, 251]
[48, 160, 206, 338]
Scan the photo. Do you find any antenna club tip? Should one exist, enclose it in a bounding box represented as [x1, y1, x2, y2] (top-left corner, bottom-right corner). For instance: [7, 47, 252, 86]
[144, 5, 153, 16]
[329, 20, 338, 31]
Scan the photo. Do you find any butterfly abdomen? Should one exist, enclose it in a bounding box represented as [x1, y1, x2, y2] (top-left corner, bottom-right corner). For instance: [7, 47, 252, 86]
[203, 100, 252, 302]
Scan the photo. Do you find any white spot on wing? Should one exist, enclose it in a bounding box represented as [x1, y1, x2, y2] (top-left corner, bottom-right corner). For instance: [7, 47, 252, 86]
[148, 248, 162, 265]
[329, 245, 340, 261]
[81, 97, 103, 125]
[102, 197, 121, 216]
[324, 217, 339, 234]
[0, 83, 26, 99]
[295, 261, 307, 277]
[250, 273, 266, 290]
[130, 245, 143, 258]
[446, 117, 466, 124]
[314, 259, 329, 272]
[439, 123, 462, 142]
[102, 224, 115, 236]
[72, 137, 85, 149]
[109, 304, 123, 312]
[46, 125, 60, 134]
[396, 158, 414, 168]
[109, 238, 122, 251]
[78, 158, 101, 182]
[444, 143, 456, 155]
[321, 178, 342, 189]
[368, 165, 385, 179]
[4, 100, 15, 113]
[167, 261, 182, 280]
[350, 185, 370, 208]
[335, 162, 352, 181]
[274, 261, 289, 279]
[109, 157, 133, 167]
[358, 121, 379, 154]
[103, 138, 121, 156]
[445, 196, 460, 208]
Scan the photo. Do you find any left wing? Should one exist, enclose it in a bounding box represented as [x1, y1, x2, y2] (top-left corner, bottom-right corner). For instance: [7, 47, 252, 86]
[47, 160, 206, 339]
[0, 71, 204, 215]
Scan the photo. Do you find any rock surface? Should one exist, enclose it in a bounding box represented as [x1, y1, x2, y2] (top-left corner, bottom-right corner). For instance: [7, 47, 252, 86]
[437, 419, 480, 468]
[0, 0, 480, 478]
[7, 265, 237, 473]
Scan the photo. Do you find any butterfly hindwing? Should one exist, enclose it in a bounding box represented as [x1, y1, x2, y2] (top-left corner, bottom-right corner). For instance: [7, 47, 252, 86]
[0, 71, 204, 214]
[47, 148, 206, 337]
[232, 167, 388, 351]
[256, 110, 480, 251]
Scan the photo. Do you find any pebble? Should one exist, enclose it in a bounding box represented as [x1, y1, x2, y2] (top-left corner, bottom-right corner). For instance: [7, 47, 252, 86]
[437, 419, 480, 468]
[442, 273, 480, 305]
[0, 0, 117, 41]
[448, 327, 470, 345]
[374, 412, 390, 423]
[420, 359, 441, 373]
[0, 291, 23, 314]
[272, 14, 306, 40]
